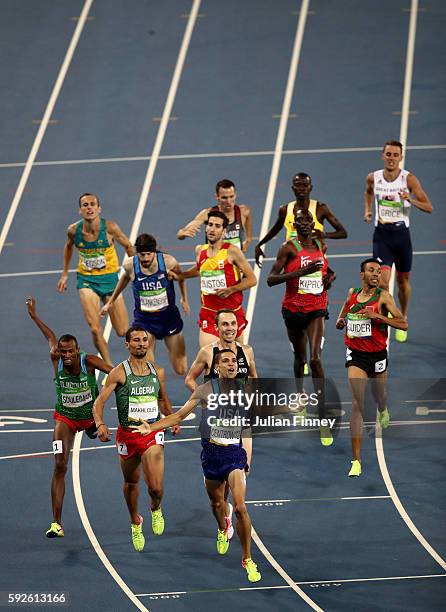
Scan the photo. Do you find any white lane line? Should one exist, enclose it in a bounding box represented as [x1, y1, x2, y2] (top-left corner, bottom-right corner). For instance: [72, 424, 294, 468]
[242, 3, 322, 610]
[3, 249, 445, 279]
[375, 0, 446, 574]
[246, 496, 390, 504]
[136, 573, 446, 597]
[71, 3, 202, 611]
[1, 143, 445, 169]
[0, 0, 94, 256]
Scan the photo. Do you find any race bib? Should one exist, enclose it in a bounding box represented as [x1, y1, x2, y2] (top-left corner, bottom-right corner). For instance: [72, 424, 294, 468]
[128, 397, 159, 422]
[117, 442, 128, 455]
[375, 358, 387, 373]
[224, 236, 242, 249]
[155, 431, 164, 445]
[139, 288, 169, 312]
[81, 253, 106, 271]
[210, 422, 242, 446]
[378, 199, 405, 224]
[200, 269, 227, 294]
[61, 389, 93, 408]
[347, 314, 372, 338]
[298, 271, 323, 295]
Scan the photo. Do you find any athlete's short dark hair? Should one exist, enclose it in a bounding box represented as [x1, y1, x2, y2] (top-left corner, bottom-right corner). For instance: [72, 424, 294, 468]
[58, 334, 79, 348]
[292, 172, 311, 183]
[78, 193, 99, 206]
[215, 309, 237, 325]
[215, 179, 235, 194]
[206, 210, 229, 228]
[135, 233, 157, 253]
[360, 258, 381, 272]
[383, 140, 403, 152]
[125, 326, 149, 343]
[215, 349, 236, 364]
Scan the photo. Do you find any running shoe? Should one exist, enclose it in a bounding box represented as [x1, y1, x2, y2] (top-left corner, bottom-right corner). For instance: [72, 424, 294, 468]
[395, 329, 407, 343]
[378, 407, 390, 429]
[348, 460, 362, 477]
[319, 425, 333, 447]
[303, 362, 309, 376]
[131, 515, 145, 551]
[242, 558, 261, 583]
[293, 406, 307, 424]
[46, 522, 64, 538]
[151, 508, 164, 535]
[217, 529, 229, 555]
[225, 502, 234, 540]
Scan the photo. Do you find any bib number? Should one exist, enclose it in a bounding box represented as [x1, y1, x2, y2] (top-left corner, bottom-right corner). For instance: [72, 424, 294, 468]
[200, 269, 227, 294]
[82, 254, 106, 271]
[139, 288, 169, 312]
[298, 271, 323, 295]
[128, 398, 158, 422]
[347, 314, 372, 338]
[117, 442, 128, 455]
[378, 199, 405, 224]
[375, 358, 387, 373]
[155, 431, 164, 445]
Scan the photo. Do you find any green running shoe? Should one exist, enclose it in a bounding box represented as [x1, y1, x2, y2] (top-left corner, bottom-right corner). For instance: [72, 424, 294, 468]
[319, 425, 333, 446]
[378, 407, 390, 429]
[217, 529, 229, 555]
[151, 508, 164, 535]
[46, 522, 64, 538]
[395, 329, 407, 343]
[242, 558, 261, 583]
[131, 515, 145, 552]
[348, 460, 362, 478]
[303, 362, 309, 376]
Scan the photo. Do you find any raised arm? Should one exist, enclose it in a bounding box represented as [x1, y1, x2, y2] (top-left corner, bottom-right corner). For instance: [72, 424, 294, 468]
[100, 259, 132, 317]
[319, 204, 348, 239]
[26, 297, 58, 354]
[335, 288, 355, 329]
[184, 347, 211, 391]
[92, 365, 124, 441]
[216, 246, 256, 298]
[267, 243, 323, 287]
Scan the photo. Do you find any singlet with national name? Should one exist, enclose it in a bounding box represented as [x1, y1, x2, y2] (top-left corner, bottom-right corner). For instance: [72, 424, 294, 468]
[282, 239, 328, 313]
[54, 352, 98, 420]
[284, 200, 324, 241]
[208, 205, 245, 249]
[204, 343, 250, 381]
[198, 243, 243, 312]
[199, 378, 246, 446]
[373, 169, 410, 227]
[132, 252, 175, 314]
[115, 361, 160, 429]
[344, 288, 388, 352]
[75, 218, 119, 276]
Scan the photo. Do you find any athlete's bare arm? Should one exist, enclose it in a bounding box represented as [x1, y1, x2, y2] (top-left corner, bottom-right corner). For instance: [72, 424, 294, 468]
[85, 354, 113, 375]
[57, 225, 76, 292]
[106, 220, 134, 256]
[100, 259, 133, 316]
[184, 346, 213, 391]
[255, 205, 287, 266]
[267, 243, 323, 287]
[244, 345, 258, 377]
[335, 288, 355, 329]
[216, 245, 256, 298]
[240, 205, 252, 252]
[402, 175, 433, 213]
[317, 204, 348, 239]
[93, 364, 126, 441]
[177, 208, 210, 239]
[363, 290, 408, 330]
[364, 173, 374, 223]
[26, 297, 59, 358]
[153, 363, 180, 435]
[165, 253, 190, 315]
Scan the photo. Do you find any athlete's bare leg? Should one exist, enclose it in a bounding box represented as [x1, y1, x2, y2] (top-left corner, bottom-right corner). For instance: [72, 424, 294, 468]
[227, 469, 251, 560]
[51, 420, 75, 524]
[285, 326, 306, 385]
[104, 293, 128, 337]
[307, 316, 326, 417]
[396, 272, 411, 318]
[236, 331, 245, 344]
[205, 478, 227, 531]
[348, 366, 368, 462]
[164, 332, 187, 375]
[120, 455, 142, 524]
[371, 371, 388, 412]
[379, 267, 392, 291]
[141, 444, 164, 511]
[78, 288, 112, 364]
[199, 329, 219, 348]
